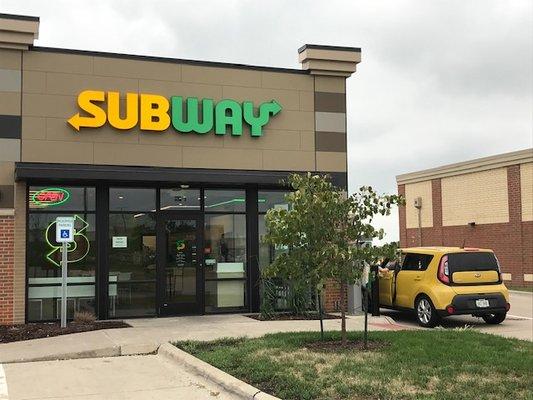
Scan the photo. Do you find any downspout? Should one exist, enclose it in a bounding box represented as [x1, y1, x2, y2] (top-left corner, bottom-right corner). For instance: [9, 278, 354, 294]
[415, 197, 422, 246]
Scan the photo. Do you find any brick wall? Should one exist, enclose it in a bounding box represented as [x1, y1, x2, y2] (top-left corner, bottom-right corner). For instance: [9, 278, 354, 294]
[0, 214, 14, 324]
[399, 164, 532, 286]
[323, 280, 347, 312]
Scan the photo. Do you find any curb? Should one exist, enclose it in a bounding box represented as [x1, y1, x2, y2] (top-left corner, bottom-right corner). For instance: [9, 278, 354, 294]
[1, 343, 159, 364]
[158, 342, 280, 400]
[509, 290, 532, 295]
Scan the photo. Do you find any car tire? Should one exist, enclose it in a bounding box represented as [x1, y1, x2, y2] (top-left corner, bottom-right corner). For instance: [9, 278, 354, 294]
[415, 296, 440, 328]
[481, 312, 506, 324]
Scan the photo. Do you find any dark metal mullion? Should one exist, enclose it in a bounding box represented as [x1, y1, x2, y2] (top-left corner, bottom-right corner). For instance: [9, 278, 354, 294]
[246, 186, 259, 313]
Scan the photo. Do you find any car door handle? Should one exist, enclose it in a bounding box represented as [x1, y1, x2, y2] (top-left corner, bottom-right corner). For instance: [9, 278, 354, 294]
[414, 277, 422, 281]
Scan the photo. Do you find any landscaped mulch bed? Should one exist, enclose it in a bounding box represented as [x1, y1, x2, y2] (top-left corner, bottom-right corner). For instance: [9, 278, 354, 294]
[0, 321, 130, 344]
[247, 312, 340, 321]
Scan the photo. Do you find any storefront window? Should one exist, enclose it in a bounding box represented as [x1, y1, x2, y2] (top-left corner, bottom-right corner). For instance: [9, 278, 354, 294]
[109, 188, 156, 212]
[204, 189, 246, 213]
[204, 213, 246, 311]
[27, 186, 96, 321]
[258, 190, 291, 310]
[160, 188, 200, 210]
[258, 190, 289, 213]
[108, 211, 156, 317]
[28, 186, 95, 211]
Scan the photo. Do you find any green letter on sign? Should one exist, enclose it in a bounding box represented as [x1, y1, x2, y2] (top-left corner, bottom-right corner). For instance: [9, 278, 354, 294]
[243, 100, 282, 137]
[215, 100, 243, 135]
[171, 96, 214, 134]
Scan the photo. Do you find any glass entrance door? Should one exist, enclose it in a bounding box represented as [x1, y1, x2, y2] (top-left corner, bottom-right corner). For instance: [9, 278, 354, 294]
[157, 214, 202, 315]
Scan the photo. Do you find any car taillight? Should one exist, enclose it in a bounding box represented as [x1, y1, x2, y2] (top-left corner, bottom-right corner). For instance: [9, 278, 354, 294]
[438, 255, 450, 284]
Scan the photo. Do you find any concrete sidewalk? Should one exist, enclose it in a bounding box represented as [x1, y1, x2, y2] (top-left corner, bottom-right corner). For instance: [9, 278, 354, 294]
[0, 314, 398, 364]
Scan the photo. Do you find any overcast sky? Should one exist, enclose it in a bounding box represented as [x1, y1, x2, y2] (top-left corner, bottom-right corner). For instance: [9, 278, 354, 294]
[3, 1, 532, 243]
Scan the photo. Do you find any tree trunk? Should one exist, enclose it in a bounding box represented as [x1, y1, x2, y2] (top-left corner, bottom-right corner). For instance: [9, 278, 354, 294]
[340, 281, 347, 345]
[317, 288, 324, 340]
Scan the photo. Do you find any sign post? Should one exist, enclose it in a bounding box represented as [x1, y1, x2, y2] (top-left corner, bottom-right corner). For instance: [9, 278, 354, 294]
[55, 216, 75, 328]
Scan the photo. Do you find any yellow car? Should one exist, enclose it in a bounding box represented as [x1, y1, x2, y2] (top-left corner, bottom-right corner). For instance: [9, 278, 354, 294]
[378, 247, 510, 327]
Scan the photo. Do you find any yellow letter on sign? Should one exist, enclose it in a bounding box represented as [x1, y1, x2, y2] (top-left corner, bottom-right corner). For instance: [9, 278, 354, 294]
[108, 92, 139, 130]
[68, 90, 106, 131]
[140, 94, 170, 131]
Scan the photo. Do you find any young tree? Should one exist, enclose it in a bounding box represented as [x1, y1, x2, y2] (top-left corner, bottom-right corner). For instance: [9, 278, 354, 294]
[263, 173, 402, 345]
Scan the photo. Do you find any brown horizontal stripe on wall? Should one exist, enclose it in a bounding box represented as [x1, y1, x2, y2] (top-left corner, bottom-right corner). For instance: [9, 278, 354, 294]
[0, 115, 21, 139]
[314, 92, 346, 113]
[315, 131, 346, 152]
[0, 184, 14, 208]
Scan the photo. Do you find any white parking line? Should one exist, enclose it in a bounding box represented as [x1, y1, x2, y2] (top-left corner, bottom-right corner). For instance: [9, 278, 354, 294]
[508, 314, 533, 320]
[0, 364, 8, 400]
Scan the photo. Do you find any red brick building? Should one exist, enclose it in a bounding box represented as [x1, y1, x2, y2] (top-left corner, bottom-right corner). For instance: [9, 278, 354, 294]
[397, 148, 533, 286]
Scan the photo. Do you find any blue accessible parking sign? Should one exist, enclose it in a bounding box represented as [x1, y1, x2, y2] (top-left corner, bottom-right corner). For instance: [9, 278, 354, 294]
[60, 229, 70, 239]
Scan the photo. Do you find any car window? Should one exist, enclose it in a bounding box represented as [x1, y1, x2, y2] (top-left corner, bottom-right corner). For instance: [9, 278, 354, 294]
[448, 252, 498, 272]
[401, 253, 434, 271]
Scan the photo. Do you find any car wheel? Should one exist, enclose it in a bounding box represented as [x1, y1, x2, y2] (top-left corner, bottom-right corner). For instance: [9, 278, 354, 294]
[415, 296, 440, 328]
[481, 312, 506, 324]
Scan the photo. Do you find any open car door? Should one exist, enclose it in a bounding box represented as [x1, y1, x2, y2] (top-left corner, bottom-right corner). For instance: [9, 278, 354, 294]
[378, 260, 397, 307]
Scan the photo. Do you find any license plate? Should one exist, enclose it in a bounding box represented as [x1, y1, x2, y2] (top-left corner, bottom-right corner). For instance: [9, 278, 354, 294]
[476, 299, 489, 308]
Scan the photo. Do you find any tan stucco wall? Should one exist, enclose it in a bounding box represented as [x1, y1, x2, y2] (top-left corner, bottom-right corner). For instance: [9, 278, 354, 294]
[520, 162, 533, 221]
[441, 168, 509, 226]
[19, 50, 329, 172]
[405, 181, 433, 229]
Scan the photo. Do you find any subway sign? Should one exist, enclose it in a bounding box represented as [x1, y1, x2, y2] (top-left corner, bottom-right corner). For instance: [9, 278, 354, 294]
[67, 90, 282, 137]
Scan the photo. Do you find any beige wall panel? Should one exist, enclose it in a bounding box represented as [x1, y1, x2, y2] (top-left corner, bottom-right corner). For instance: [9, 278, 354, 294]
[94, 142, 181, 167]
[0, 139, 20, 161]
[520, 162, 533, 221]
[405, 180, 433, 229]
[222, 130, 300, 151]
[0, 161, 14, 185]
[0, 69, 21, 92]
[222, 86, 300, 111]
[139, 80, 223, 100]
[0, 49, 21, 69]
[314, 76, 345, 93]
[22, 70, 46, 93]
[22, 139, 94, 164]
[13, 181, 26, 323]
[0, 91, 21, 115]
[315, 112, 346, 133]
[266, 110, 314, 131]
[441, 168, 509, 226]
[46, 117, 140, 144]
[93, 57, 180, 81]
[24, 51, 93, 74]
[300, 131, 315, 152]
[299, 91, 314, 111]
[182, 65, 261, 87]
[21, 116, 46, 140]
[263, 150, 315, 171]
[138, 130, 224, 148]
[261, 72, 313, 91]
[183, 146, 262, 170]
[45, 72, 139, 95]
[316, 151, 346, 172]
[22, 93, 76, 118]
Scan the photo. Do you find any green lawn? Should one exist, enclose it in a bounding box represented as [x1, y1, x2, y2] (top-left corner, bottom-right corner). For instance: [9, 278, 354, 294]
[176, 330, 533, 400]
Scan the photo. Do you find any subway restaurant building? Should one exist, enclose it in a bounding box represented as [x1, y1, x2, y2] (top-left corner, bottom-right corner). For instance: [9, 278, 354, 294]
[0, 13, 361, 324]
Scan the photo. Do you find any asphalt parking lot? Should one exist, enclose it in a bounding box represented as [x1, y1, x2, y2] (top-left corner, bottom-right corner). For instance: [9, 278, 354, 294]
[381, 290, 532, 340]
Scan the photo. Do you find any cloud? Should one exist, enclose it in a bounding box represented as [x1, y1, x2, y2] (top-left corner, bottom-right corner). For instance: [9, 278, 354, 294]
[2, 0, 532, 243]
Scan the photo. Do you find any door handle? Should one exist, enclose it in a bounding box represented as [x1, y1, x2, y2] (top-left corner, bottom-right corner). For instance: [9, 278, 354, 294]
[414, 277, 421, 281]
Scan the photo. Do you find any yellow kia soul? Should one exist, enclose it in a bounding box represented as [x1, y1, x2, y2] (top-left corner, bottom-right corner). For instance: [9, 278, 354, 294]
[378, 247, 510, 327]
